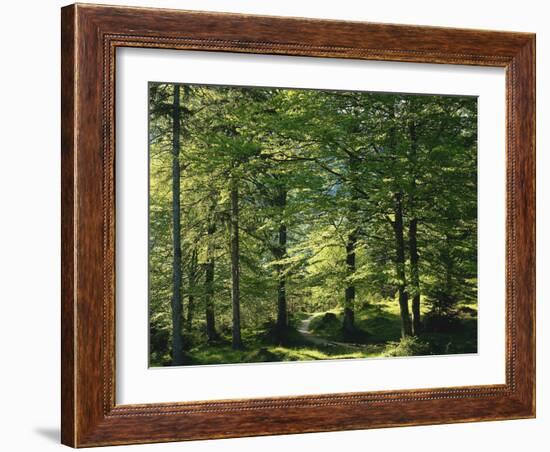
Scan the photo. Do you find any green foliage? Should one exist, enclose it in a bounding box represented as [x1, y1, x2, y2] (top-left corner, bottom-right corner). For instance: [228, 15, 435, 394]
[309, 312, 343, 339]
[148, 82, 478, 366]
[383, 336, 432, 357]
[148, 303, 476, 366]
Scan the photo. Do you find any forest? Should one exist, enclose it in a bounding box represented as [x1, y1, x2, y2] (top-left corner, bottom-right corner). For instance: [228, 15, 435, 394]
[148, 82, 478, 367]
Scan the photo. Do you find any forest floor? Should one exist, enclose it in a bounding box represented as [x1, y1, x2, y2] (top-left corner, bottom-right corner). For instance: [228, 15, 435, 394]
[297, 315, 371, 350]
[171, 299, 478, 367]
[297, 315, 333, 346]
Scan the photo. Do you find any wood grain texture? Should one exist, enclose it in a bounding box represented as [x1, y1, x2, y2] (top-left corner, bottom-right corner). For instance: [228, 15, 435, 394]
[60, 5, 76, 447]
[61, 3, 536, 447]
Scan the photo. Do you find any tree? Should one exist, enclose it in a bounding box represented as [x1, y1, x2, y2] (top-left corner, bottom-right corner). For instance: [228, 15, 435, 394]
[148, 83, 478, 366]
[230, 175, 243, 349]
[170, 84, 184, 365]
[392, 191, 413, 337]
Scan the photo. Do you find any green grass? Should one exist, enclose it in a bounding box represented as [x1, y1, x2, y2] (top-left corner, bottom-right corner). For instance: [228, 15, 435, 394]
[176, 324, 380, 366]
[186, 342, 373, 365]
[309, 299, 477, 356]
[151, 299, 477, 367]
[308, 301, 402, 344]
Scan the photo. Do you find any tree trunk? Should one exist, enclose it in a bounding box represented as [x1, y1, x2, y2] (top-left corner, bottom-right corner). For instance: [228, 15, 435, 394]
[343, 231, 357, 333]
[275, 187, 288, 331]
[170, 84, 184, 365]
[230, 177, 242, 349]
[186, 249, 197, 331]
[409, 218, 421, 334]
[393, 192, 412, 338]
[443, 233, 454, 315]
[204, 203, 218, 342]
[408, 121, 421, 334]
[343, 154, 359, 334]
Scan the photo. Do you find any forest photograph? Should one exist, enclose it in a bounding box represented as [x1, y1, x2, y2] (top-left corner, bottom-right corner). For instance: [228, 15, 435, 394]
[148, 82, 478, 367]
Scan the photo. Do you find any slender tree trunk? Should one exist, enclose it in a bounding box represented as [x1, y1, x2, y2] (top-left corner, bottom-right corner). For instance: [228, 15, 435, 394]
[409, 219, 421, 334]
[408, 121, 421, 334]
[186, 293, 194, 331]
[230, 177, 242, 349]
[343, 154, 359, 334]
[275, 187, 288, 331]
[186, 249, 197, 331]
[276, 223, 288, 330]
[170, 84, 184, 365]
[393, 192, 412, 338]
[443, 233, 454, 316]
[343, 231, 357, 333]
[204, 237, 217, 341]
[273, 186, 288, 332]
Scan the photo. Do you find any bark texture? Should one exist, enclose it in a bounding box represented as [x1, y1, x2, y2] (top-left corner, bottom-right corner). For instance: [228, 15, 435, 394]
[170, 84, 184, 365]
[230, 178, 242, 349]
[408, 121, 421, 334]
[204, 221, 217, 342]
[393, 191, 412, 338]
[343, 231, 357, 333]
[275, 186, 288, 331]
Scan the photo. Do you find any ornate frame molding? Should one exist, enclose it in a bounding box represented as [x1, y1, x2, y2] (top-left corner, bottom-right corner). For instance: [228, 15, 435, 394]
[61, 4, 535, 447]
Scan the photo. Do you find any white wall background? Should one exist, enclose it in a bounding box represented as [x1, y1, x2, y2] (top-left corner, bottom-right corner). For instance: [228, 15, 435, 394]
[0, 1, 545, 450]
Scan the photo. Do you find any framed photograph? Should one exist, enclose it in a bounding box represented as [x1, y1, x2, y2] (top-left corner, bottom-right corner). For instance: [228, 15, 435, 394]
[61, 3, 535, 447]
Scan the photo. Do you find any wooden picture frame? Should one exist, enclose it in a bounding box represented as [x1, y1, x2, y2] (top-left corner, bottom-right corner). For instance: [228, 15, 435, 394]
[61, 3, 535, 447]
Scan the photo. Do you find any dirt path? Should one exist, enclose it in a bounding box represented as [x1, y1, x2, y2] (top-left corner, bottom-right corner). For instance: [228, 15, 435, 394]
[297, 315, 368, 349]
[297, 316, 335, 346]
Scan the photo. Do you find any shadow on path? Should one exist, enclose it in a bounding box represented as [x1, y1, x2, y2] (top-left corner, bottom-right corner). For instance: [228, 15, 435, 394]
[297, 315, 369, 350]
